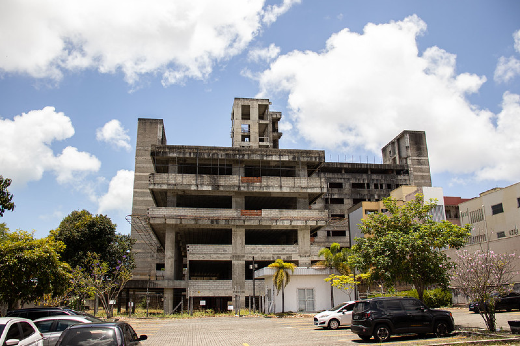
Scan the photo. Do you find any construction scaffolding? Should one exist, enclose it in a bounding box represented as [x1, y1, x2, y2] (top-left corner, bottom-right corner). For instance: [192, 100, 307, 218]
[126, 214, 164, 252]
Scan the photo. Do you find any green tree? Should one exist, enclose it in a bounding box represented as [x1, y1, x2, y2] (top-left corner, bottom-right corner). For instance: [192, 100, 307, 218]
[52, 210, 135, 313]
[0, 176, 15, 217]
[350, 194, 471, 302]
[267, 259, 296, 313]
[0, 228, 71, 310]
[317, 243, 349, 308]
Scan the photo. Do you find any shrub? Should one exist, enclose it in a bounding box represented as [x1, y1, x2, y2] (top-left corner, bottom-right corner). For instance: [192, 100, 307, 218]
[370, 288, 452, 308]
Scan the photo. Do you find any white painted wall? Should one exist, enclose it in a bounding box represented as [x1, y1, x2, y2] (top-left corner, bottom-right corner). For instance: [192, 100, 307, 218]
[259, 267, 354, 313]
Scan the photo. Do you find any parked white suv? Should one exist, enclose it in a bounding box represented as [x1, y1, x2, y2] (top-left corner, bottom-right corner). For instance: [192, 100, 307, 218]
[313, 301, 356, 330]
[0, 317, 44, 346]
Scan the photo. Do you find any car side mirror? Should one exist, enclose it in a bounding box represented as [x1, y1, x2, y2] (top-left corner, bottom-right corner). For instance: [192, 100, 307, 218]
[6, 339, 20, 346]
[139, 335, 148, 341]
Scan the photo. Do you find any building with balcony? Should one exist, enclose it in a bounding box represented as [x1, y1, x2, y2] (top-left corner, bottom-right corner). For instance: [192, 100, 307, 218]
[127, 98, 432, 314]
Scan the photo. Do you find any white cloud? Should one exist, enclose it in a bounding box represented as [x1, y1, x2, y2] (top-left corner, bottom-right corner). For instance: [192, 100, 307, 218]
[494, 56, 520, 83]
[252, 15, 520, 182]
[0, 107, 101, 187]
[248, 44, 281, 63]
[262, 0, 301, 25]
[514, 29, 520, 53]
[0, 0, 299, 86]
[98, 170, 134, 214]
[494, 30, 520, 83]
[96, 119, 131, 151]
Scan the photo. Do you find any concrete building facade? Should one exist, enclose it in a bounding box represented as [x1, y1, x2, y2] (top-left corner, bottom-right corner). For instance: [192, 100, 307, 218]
[127, 98, 433, 313]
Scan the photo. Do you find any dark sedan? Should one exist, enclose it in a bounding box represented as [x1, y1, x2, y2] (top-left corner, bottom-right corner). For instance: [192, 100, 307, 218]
[55, 322, 147, 346]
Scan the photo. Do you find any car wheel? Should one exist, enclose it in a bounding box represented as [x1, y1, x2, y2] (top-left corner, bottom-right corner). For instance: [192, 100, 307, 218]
[359, 335, 371, 341]
[328, 319, 340, 330]
[435, 321, 449, 337]
[373, 324, 391, 342]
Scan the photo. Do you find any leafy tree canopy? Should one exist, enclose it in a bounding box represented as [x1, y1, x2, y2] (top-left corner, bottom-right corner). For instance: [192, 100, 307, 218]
[51, 210, 134, 271]
[0, 176, 15, 217]
[0, 227, 71, 310]
[350, 194, 471, 302]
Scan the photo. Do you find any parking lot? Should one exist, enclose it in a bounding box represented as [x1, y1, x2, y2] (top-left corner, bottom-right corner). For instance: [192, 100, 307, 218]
[124, 308, 520, 346]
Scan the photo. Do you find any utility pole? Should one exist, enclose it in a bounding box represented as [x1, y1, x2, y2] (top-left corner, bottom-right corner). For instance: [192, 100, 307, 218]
[249, 256, 258, 312]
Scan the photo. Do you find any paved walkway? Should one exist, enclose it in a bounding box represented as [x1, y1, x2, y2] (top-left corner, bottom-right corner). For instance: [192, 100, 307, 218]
[121, 309, 520, 346]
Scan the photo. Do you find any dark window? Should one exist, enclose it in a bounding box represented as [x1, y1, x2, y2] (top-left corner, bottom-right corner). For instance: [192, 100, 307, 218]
[328, 182, 343, 189]
[330, 214, 345, 219]
[517, 197, 520, 208]
[34, 320, 54, 333]
[6, 324, 21, 340]
[401, 299, 424, 311]
[327, 230, 347, 237]
[20, 322, 35, 338]
[352, 183, 366, 189]
[327, 198, 344, 205]
[491, 203, 504, 215]
[497, 231, 506, 239]
[55, 320, 79, 332]
[365, 210, 378, 215]
[385, 300, 403, 311]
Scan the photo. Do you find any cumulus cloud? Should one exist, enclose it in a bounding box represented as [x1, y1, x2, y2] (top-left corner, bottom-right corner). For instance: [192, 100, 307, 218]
[252, 15, 520, 182]
[0, 107, 101, 187]
[96, 119, 131, 151]
[248, 44, 281, 63]
[262, 0, 301, 25]
[494, 30, 520, 83]
[0, 0, 298, 86]
[494, 56, 520, 83]
[98, 170, 134, 214]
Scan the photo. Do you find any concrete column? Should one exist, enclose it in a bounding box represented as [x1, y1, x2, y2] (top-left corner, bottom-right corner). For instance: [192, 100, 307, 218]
[297, 163, 308, 178]
[232, 162, 244, 176]
[164, 288, 174, 315]
[298, 226, 311, 267]
[165, 227, 177, 280]
[167, 191, 177, 208]
[163, 226, 177, 314]
[233, 194, 245, 210]
[297, 196, 309, 210]
[232, 226, 246, 313]
[250, 102, 259, 146]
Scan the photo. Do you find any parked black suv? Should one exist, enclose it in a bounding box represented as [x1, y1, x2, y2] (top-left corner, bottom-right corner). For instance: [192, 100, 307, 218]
[351, 297, 454, 342]
[6, 307, 83, 320]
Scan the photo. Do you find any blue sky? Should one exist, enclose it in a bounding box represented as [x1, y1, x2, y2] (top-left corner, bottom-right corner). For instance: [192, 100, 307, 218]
[1, 0, 519, 239]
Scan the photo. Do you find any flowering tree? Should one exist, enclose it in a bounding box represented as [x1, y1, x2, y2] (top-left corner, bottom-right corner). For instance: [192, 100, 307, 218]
[76, 252, 134, 318]
[451, 249, 518, 331]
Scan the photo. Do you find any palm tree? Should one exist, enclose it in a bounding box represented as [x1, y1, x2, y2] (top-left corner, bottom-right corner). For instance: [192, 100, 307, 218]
[317, 243, 349, 308]
[268, 259, 297, 313]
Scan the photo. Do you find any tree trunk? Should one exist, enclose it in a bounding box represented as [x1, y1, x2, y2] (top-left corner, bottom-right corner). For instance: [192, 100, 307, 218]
[282, 284, 285, 313]
[330, 283, 334, 308]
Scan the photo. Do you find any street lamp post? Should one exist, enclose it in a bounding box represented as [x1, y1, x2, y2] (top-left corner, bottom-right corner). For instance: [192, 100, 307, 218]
[249, 257, 258, 312]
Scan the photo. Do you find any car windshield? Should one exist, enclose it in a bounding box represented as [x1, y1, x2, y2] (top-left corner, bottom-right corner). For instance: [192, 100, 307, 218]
[60, 327, 118, 346]
[331, 303, 348, 311]
[0, 324, 5, 336]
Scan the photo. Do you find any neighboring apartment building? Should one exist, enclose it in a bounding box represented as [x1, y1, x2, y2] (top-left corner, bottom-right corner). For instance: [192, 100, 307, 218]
[126, 98, 432, 314]
[347, 186, 445, 245]
[447, 182, 520, 303]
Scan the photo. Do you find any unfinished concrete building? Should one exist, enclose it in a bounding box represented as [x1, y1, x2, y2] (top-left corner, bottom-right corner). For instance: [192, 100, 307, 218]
[127, 98, 432, 313]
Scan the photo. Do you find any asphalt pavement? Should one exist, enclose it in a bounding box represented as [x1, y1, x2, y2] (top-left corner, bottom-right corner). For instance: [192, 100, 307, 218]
[121, 308, 520, 346]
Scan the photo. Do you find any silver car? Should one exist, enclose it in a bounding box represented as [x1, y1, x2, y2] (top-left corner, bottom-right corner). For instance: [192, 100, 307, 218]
[33, 315, 102, 346]
[0, 317, 44, 346]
